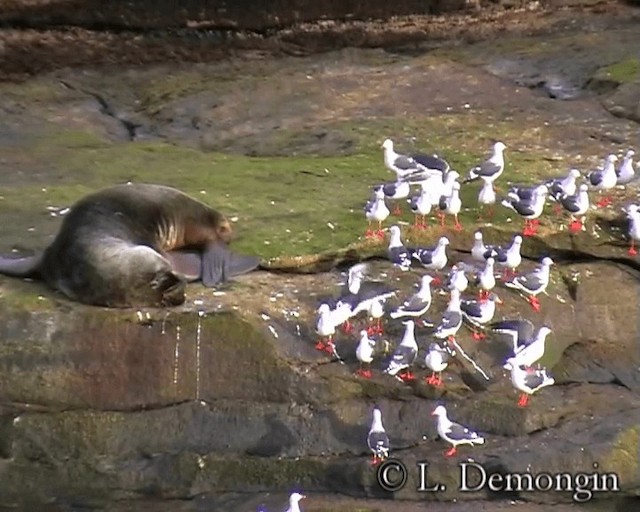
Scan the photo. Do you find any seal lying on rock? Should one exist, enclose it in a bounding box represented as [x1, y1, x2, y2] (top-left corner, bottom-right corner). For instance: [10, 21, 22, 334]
[0, 183, 260, 307]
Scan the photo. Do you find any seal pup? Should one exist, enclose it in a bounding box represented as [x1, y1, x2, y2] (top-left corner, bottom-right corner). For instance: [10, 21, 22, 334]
[0, 183, 260, 307]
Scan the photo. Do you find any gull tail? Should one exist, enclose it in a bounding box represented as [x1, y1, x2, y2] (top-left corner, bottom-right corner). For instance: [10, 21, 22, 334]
[471, 435, 485, 445]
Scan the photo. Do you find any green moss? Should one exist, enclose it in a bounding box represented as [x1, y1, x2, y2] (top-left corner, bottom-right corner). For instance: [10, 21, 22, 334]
[602, 425, 639, 481]
[0, 110, 570, 268]
[601, 57, 640, 84]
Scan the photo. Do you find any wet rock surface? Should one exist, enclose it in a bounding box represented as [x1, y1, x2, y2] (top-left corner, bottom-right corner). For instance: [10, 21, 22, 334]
[1, 2, 640, 511]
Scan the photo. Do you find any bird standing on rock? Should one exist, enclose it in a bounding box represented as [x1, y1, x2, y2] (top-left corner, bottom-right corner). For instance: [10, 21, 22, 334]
[355, 330, 377, 378]
[424, 342, 454, 387]
[546, 168, 581, 214]
[558, 183, 590, 233]
[389, 274, 434, 322]
[460, 292, 502, 341]
[383, 319, 419, 382]
[412, 237, 450, 274]
[587, 154, 618, 208]
[625, 204, 640, 256]
[367, 406, 391, 465]
[503, 360, 555, 408]
[387, 225, 413, 271]
[501, 184, 548, 236]
[433, 289, 463, 344]
[504, 256, 554, 312]
[432, 405, 485, 457]
[472, 256, 496, 301]
[616, 149, 636, 185]
[494, 235, 523, 280]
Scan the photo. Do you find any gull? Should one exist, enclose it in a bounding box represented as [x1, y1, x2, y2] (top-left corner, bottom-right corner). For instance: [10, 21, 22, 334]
[408, 182, 433, 229]
[472, 256, 496, 301]
[501, 184, 548, 236]
[460, 292, 502, 341]
[315, 303, 342, 354]
[433, 289, 463, 343]
[355, 330, 377, 378]
[477, 178, 496, 219]
[366, 296, 386, 335]
[424, 341, 455, 387]
[503, 325, 552, 368]
[438, 181, 463, 231]
[465, 141, 506, 185]
[387, 225, 413, 271]
[285, 492, 306, 512]
[381, 179, 411, 215]
[504, 256, 554, 312]
[493, 235, 523, 280]
[503, 360, 555, 408]
[587, 154, 618, 208]
[383, 320, 419, 382]
[389, 274, 434, 321]
[367, 406, 391, 465]
[444, 264, 468, 294]
[557, 183, 589, 233]
[382, 139, 446, 181]
[546, 168, 581, 203]
[471, 231, 493, 262]
[616, 149, 636, 185]
[489, 318, 538, 353]
[412, 237, 450, 273]
[432, 405, 485, 457]
[626, 204, 640, 256]
[334, 264, 396, 333]
[364, 186, 390, 239]
[435, 171, 460, 225]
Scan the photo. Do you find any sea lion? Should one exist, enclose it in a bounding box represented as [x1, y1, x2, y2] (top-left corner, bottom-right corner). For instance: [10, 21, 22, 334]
[0, 183, 260, 307]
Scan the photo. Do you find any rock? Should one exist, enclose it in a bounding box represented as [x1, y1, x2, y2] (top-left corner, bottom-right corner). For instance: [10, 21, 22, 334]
[602, 80, 640, 123]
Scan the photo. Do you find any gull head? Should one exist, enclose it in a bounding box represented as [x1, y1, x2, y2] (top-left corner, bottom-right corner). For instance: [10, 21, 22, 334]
[289, 492, 306, 504]
[539, 325, 553, 337]
[421, 275, 435, 286]
[494, 141, 507, 153]
[578, 183, 589, 193]
[541, 257, 554, 267]
[438, 237, 450, 246]
[432, 404, 447, 417]
[474, 231, 483, 241]
[606, 154, 618, 164]
[512, 235, 523, 246]
[625, 149, 635, 158]
[317, 303, 331, 314]
[382, 138, 393, 150]
[569, 168, 581, 179]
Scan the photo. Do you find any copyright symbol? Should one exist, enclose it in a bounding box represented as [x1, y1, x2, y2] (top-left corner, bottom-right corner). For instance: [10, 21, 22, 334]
[376, 458, 408, 492]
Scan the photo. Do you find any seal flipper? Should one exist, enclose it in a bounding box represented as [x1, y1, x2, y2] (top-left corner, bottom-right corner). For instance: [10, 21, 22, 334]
[166, 250, 202, 282]
[0, 253, 42, 278]
[227, 252, 261, 278]
[201, 242, 260, 287]
[201, 242, 230, 287]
